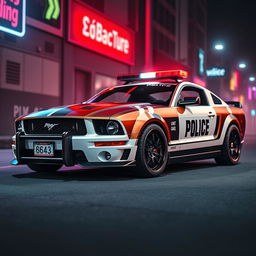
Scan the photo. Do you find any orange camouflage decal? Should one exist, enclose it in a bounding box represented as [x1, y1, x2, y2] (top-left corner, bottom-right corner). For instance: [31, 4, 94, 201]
[213, 106, 246, 139]
[230, 107, 246, 138]
[213, 107, 230, 138]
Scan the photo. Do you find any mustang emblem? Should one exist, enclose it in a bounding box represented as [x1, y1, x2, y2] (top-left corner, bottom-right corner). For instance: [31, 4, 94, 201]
[44, 123, 59, 131]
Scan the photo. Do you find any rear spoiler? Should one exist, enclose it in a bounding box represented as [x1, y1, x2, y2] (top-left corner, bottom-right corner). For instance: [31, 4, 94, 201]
[225, 101, 243, 108]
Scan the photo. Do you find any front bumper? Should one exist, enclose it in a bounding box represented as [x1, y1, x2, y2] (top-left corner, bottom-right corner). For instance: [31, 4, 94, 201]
[12, 131, 137, 168]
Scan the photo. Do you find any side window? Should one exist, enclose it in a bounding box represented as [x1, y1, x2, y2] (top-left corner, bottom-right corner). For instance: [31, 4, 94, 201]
[177, 86, 209, 106]
[211, 93, 222, 105]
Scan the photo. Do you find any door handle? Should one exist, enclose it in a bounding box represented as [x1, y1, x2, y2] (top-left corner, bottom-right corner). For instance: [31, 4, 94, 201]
[208, 112, 215, 118]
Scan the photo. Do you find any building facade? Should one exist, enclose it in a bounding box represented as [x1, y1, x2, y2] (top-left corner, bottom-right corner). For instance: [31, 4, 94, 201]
[0, 0, 207, 143]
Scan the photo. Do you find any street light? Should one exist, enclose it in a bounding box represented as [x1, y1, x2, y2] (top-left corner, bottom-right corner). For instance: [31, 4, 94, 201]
[238, 62, 247, 69]
[249, 76, 255, 82]
[214, 43, 224, 51]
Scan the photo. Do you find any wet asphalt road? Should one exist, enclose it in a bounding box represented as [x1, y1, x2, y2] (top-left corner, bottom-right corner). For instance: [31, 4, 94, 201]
[0, 137, 256, 256]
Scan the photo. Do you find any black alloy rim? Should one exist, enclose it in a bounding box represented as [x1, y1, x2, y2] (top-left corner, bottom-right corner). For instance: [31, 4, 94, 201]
[144, 131, 165, 170]
[229, 129, 241, 161]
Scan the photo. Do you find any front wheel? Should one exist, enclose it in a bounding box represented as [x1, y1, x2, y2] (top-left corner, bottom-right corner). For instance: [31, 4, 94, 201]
[215, 124, 242, 165]
[27, 163, 63, 172]
[134, 124, 168, 178]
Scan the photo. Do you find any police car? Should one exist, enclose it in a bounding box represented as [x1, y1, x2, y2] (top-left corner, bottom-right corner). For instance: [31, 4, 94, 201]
[12, 70, 246, 177]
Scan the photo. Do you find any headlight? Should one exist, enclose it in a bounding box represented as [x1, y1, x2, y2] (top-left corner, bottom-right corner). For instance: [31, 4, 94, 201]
[106, 121, 119, 135]
[93, 120, 124, 135]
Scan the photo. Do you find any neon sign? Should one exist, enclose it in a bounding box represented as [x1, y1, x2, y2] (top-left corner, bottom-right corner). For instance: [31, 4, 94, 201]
[26, 0, 63, 36]
[230, 70, 239, 91]
[206, 67, 226, 77]
[0, 0, 26, 37]
[45, 0, 60, 20]
[68, 0, 134, 65]
[198, 48, 205, 76]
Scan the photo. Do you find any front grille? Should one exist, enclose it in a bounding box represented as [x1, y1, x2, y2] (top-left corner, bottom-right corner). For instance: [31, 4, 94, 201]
[23, 118, 86, 135]
[22, 149, 62, 158]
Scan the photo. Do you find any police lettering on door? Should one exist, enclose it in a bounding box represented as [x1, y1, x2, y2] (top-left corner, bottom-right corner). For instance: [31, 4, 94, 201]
[185, 119, 209, 137]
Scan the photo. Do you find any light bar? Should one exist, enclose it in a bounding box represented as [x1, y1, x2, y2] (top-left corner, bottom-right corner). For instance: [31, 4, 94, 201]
[117, 70, 188, 82]
[139, 72, 156, 79]
[155, 70, 188, 79]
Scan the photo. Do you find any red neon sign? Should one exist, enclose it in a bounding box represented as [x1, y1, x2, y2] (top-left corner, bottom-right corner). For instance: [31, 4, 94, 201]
[68, 0, 134, 65]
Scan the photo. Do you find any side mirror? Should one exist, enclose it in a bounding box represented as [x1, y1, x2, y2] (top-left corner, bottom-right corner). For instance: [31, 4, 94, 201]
[178, 97, 200, 107]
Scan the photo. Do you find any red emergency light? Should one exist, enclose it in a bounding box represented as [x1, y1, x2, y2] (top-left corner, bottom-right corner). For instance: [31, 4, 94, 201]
[117, 70, 188, 83]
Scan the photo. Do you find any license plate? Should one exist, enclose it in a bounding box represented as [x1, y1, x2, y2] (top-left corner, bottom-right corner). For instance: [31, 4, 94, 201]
[34, 142, 54, 157]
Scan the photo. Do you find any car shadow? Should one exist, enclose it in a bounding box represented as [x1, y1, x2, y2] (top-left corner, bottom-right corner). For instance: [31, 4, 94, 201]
[13, 166, 134, 181]
[13, 160, 218, 182]
[164, 160, 217, 174]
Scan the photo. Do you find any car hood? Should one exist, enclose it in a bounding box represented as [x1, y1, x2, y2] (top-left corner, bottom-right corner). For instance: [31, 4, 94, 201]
[17, 102, 159, 120]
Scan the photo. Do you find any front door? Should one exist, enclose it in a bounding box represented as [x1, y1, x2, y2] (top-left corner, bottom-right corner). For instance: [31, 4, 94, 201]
[176, 85, 217, 146]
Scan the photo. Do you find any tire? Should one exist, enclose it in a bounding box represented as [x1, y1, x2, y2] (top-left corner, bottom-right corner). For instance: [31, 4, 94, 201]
[134, 124, 168, 178]
[215, 124, 242, 165]
[27, 163, 63, 172]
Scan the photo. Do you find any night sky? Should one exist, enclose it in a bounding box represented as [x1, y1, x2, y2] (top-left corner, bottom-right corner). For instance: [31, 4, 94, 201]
[208, 0, 256, 71]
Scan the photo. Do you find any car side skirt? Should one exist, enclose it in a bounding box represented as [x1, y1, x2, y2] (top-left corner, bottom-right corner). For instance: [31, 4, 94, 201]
[168, 145, 222, 164]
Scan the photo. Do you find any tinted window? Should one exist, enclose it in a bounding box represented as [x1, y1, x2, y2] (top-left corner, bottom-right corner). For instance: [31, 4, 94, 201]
[211, 93, 222, 105]
[88, 84, 176, 106]
[177, 86, 209, 106]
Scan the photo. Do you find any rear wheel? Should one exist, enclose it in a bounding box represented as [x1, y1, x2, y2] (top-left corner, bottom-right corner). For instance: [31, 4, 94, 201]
[134, 124, 168, 178]
[215, 124, 241, 165]
[27, 163, 63, 172]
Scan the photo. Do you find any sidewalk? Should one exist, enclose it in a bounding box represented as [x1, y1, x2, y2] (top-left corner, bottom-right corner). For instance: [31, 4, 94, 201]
[0, 136, 12, 149]
[0, 149, 13, 166]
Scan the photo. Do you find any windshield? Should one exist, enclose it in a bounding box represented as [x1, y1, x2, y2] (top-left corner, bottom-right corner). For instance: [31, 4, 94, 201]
[87, 83, 176, 106]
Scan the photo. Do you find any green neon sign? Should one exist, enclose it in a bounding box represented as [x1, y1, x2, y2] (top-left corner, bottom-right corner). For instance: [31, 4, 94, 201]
[45, 0, 60, 20]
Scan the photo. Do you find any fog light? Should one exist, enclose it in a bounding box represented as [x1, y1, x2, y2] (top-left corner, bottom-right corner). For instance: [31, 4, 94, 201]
[105, 152, 111, 160]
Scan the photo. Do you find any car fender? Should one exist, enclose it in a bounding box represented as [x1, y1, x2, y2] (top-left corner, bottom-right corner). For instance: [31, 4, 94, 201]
[219, 114, 243, 144]
[131, 118, 171, 143]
